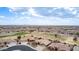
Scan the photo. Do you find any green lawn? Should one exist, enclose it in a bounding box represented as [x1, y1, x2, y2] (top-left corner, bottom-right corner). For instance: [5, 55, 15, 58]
[14, 32, 27, 35]
[0, 32, 28, 38]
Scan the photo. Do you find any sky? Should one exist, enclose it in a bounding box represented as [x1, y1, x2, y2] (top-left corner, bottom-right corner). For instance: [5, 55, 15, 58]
[0, 7, 79, 25]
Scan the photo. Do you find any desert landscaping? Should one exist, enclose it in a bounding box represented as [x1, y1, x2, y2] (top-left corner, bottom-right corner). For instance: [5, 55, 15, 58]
[0, 25, 79, 51]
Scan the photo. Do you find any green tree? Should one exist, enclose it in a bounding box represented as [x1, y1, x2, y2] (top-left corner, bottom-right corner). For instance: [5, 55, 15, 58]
[16, 36, 21, 44]
[75, 32, 79, 36]
[4, 42, 8, 47]
[54, 34, 57, 38]
[73, 36, 77, 42]
[17, 36, 21, 40]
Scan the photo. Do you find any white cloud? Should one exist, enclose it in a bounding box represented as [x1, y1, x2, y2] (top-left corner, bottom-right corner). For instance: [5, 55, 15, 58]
[13, 15, 75, 25]
[21, 12, 27, 15]
[64, 7, 75, 11]
[8, 7, 79, 18]
[64, 7, 78, 15]
[8, 7, 23, 12]
[0, 15, 5, 18]
[8, 7, 28, 15]
[8, 7, 20, 15]
[18, 16, 31, 20]
[72, 10, 77, 15]
[4, 7, 79, 25]
[28, 7, 44, 17]
[8, 7, 44, 17]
